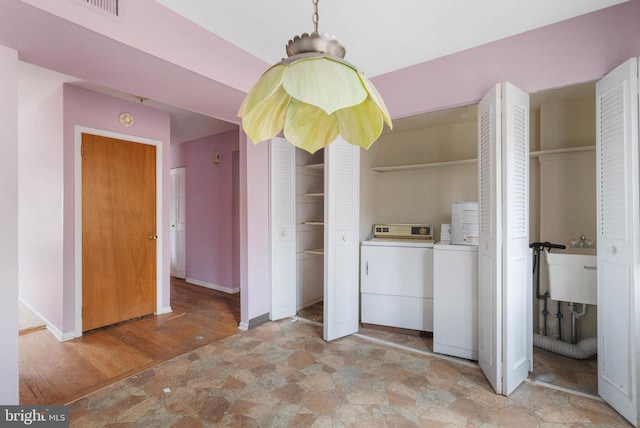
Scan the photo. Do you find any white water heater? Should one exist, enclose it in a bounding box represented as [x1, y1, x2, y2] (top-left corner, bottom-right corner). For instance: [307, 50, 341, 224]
[451, 202, 478, 245]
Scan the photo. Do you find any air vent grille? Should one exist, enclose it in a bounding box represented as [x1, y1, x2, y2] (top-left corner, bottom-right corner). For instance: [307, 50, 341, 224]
[82, 0, 119, 16]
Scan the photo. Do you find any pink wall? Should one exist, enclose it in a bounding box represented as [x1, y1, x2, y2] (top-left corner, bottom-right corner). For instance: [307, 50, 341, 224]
[19, 0, 266, 93]
[0, 0, 260, 124]
[170, 130, 239, 291]
[0, 45, 19, 405]
[63, 85, 171, 335]
[241, 135, 270, 326]
[19, 86, 64, 333]
[372, 0, 640, 119]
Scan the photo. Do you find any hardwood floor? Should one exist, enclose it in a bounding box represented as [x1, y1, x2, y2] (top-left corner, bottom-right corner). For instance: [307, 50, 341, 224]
[19, 277, 240, 405]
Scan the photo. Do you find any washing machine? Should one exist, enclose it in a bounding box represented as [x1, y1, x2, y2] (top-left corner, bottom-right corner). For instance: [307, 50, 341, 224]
[433, 241, 478, 360]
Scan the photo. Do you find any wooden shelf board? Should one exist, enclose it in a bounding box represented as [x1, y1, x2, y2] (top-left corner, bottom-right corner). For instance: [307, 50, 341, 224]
[304, 248, 324, 255]
[530, 145, 595, 157]
[371, 158, 477, 172]
[305, 163, 324, 170]
[369, 146, 596, 172]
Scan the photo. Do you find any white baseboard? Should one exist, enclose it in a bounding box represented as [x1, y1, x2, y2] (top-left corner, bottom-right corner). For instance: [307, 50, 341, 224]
[58, 329, 76, 342]
[45, 323, 75, 342]
[185, 278, 240, 294]
[238, 322, 249, 331]
[158, 306, 173, 315]
[19, 298, 75, 341]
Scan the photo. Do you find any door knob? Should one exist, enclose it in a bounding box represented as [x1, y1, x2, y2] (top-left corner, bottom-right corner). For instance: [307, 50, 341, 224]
[149, 235, 158, 240]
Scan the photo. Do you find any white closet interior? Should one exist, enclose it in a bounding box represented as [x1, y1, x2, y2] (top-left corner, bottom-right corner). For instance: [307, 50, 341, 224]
[295, 148, 324, 310]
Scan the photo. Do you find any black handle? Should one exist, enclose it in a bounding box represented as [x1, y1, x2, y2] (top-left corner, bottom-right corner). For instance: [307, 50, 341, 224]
[546, 242, 566, 249]
[529, 241, 566, 250]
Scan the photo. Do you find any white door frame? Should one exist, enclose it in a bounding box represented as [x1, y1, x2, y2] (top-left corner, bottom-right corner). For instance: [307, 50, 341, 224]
[74, 126, 164, 337]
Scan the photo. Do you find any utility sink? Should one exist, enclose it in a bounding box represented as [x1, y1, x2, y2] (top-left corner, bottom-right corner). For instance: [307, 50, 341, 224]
[546, 252, 597, 305]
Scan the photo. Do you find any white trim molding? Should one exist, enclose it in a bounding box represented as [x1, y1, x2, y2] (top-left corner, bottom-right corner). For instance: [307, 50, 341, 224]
[186, 277, 240, 294]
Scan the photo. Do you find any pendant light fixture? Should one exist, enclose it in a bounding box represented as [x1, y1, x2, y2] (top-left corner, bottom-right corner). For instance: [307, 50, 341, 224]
[237, 0, 392, 154]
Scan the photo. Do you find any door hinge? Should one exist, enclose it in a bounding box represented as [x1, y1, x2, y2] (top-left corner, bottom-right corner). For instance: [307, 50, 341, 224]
[81, 144, 84, 156]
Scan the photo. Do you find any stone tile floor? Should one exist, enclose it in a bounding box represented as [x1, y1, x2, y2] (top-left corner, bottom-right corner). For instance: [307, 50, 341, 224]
[68, 318, 629, 427]
[299, 300, 599, 398]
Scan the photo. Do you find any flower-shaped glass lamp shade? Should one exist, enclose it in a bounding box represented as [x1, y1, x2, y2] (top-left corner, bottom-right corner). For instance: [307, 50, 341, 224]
[238, 52, 392, 154]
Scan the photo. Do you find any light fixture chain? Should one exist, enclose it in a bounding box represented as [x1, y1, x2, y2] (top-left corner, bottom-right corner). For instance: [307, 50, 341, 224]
[312, 0, 319, 33]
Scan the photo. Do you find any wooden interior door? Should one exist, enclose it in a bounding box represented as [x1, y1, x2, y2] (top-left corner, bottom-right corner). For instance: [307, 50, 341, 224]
[82, 133, 157, 331]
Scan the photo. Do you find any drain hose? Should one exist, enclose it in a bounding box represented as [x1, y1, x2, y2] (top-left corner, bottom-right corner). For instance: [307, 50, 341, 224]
[533, 333, 597, 360]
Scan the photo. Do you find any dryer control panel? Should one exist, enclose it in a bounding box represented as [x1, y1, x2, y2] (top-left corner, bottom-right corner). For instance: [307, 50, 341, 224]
[372, 224, 433, 240]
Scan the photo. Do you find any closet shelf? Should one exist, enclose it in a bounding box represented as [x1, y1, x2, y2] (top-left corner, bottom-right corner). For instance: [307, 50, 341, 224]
[529, 145, 595, 157]
[369, 146, 596, 172]
[303, 221, 324, 226]
[305, 163, 324, 170]
[370, 158, 477, 172]
[303, 192, 324, 197]
[304, 248, 324, 255]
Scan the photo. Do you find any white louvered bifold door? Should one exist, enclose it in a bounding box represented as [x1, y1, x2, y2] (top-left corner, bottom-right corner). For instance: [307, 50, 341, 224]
[596, 58, 640, 427]
[270, 137, 297, 320]
[478, 83, 503, 394]
[477, 82, 531, 396]
[324, 137, 360, 341]
[501, 82, 531, 395]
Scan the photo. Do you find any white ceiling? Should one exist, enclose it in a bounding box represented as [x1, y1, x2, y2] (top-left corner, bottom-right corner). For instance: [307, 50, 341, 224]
[155, 0, 628, 77]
